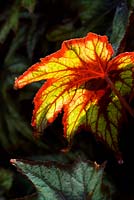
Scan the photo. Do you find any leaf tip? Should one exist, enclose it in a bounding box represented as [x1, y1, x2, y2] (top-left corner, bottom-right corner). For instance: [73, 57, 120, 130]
[115, 152, 124, 165]
[14, 77, 19, 90]
[10, 159, 17, 165]
[94, 161, 100, 170]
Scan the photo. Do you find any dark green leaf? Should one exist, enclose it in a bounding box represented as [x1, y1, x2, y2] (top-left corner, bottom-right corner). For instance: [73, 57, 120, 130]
[46, 0, 117, 43]
[0, 168, 13, 192]
[46, 22, 74, 42]
[110, 1, 129, 54]
[5, 27, 27, 64]
[11, 159, 115, 200]
[21, 0, 36, 12]
[0, 58, 47, 151]
[76, 0, 104, 24]
[128, 0, 134, 9]
[0, 2, 20, 43]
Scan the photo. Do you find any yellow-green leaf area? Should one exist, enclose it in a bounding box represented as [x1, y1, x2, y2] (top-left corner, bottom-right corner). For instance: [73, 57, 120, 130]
[107, 98, 121, 125]
[114, 67, 132, 96]
[97, 115, 107, 139]
[33, 82, 69, 130]
[87, 104, 99, 133]
[50, 55, 81, 70]
[65, 89, 87, 140]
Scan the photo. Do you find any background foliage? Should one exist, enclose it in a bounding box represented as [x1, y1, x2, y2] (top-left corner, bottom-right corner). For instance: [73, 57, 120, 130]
[0, 0, 134, 199]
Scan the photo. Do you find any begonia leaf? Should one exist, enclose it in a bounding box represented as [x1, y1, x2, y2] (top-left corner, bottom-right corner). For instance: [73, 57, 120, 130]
[0, 2, 19, 43]
[0, 168, 13, 192]
[21, 0, 36, 12]
[14, 32, 134, 158]
[110, 1, 129, 53]
[11, 159, 115, 200]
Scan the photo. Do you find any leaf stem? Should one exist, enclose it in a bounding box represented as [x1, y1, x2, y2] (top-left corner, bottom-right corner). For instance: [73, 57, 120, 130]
[105, 75, 134, 117]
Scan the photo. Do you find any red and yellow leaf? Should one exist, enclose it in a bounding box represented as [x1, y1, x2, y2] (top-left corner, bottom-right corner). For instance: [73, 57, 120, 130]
[14, 32, 134, 158]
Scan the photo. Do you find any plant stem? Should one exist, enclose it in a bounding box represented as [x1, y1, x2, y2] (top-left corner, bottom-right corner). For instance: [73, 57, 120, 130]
[105, 75, 134, 117]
